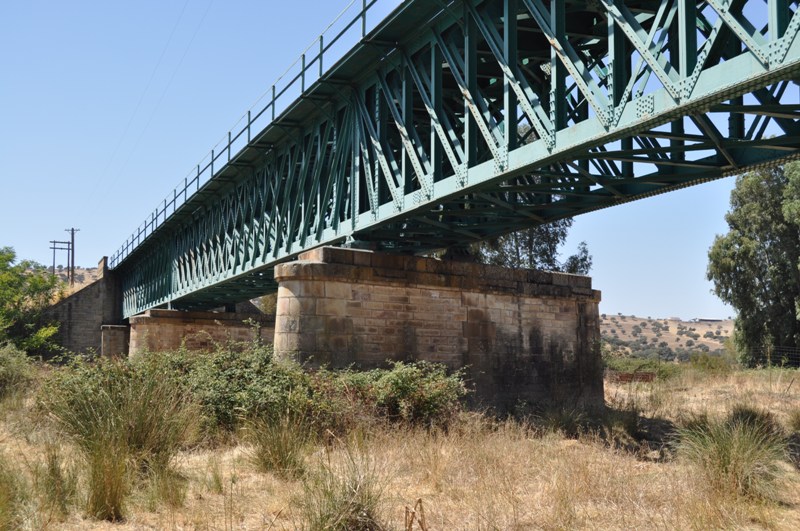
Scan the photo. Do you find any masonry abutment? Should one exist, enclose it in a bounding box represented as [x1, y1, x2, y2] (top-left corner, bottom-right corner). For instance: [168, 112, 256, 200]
[45, 256, 125, 356]
[274, 247, 604, 412]
[127, 309, 275, 357]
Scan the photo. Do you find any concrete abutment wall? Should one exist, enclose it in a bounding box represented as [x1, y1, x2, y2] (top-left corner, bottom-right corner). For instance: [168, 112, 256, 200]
[274, 247, 603, 412]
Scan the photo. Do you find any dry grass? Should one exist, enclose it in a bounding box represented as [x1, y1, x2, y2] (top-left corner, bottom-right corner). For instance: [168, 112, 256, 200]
[2, 367, 800, 529]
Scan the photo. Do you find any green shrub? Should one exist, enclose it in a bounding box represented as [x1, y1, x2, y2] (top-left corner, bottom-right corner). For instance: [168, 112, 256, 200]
[689, 352, 734, 374]
[305, 369, 380, 436]
[136, 344, 310, 434]
[678, 413, 786, 500]
[137, 347, 467, 435]
[0, 343, 33, 401]
[371, 361, 466, 428]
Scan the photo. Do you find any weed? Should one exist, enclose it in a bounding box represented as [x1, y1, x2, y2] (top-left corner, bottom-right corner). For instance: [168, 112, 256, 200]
[30, 443, 77, 519]
[678, 413, 787, 500]
[604, 355, 681, 381]
[689, 352, 735, 374]
[246, 411, 311, 479]
[0, 453, 29, 530]
[788, 407, 800, 433]
[0, 343, 33, 402]
[533, 406, 590, 437]
[85, 440, 129, 521]
[205, 456, 225, 494]
[726, 403, 784, 437]
[142, 467, 187, 510]
[300, 442, 387, 530]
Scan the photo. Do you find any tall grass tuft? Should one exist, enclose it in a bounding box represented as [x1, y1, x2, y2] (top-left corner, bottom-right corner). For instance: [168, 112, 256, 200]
[300, 443, 387, 530]
[31, 443, 78, 520]
[245, 411, 311, 479]
[0, 343, 33, 405]
[0, 453, 29, 530]
[788, 407, 800, 433]
[39, 358, 198, 520]
[726, 403, 784, 438]
[85, 443, 128, 520]
[678, 406, 787, 500]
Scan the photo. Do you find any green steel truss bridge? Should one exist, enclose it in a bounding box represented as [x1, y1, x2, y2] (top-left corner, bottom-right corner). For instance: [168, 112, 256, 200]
[111, 0, 800, 318]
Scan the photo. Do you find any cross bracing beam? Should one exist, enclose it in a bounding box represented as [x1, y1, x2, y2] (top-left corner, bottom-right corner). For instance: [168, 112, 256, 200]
[114, 0, 800, 318]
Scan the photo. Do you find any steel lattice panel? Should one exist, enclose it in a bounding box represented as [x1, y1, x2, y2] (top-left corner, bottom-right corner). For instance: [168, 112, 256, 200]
[116, 0, 800, 318]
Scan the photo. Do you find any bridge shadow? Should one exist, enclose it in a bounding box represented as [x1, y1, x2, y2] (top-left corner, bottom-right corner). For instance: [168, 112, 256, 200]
[514, 401, 679, 462]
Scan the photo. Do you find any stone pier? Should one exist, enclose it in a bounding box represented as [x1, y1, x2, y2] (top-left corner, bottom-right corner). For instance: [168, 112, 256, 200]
[274, 247, 603, 412]
[128, 309, 275, 357]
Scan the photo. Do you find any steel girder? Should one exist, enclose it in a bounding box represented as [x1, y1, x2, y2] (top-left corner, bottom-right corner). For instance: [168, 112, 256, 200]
[115, 0, 800, 318]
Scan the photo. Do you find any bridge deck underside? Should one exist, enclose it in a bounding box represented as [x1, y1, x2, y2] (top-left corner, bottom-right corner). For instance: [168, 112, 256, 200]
[116, 0, 800, 318]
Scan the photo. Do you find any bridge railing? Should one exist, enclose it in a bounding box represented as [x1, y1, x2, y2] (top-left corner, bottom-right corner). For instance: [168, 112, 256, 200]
[109, 0, 400, 269]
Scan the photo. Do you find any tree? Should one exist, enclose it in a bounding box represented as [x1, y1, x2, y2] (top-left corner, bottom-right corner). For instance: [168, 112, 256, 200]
[474, 218, 592, 274]
[707, 163, 800, 366]
[0, 247, 62, 352]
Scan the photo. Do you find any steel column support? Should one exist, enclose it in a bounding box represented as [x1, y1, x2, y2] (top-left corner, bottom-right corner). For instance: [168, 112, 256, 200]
[504, 0, 518, 152]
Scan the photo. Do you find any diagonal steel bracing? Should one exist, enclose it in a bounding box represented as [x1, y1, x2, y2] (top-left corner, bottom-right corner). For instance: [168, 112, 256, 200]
[113, 0, 800, 318]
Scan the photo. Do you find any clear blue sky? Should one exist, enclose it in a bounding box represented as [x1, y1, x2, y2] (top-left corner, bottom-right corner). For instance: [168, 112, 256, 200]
[0, 0, 734, 320]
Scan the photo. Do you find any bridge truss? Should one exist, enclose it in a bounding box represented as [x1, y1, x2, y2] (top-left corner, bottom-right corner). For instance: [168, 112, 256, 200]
[114, 0, 800, 318]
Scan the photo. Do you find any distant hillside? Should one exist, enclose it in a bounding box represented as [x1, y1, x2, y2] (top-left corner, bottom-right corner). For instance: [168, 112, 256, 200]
[600, 313, 733, 360]
[51, 266, 102, 295]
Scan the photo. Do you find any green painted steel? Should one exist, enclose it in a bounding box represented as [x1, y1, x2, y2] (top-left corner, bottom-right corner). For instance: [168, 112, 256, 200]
[112, 0, 800, 318]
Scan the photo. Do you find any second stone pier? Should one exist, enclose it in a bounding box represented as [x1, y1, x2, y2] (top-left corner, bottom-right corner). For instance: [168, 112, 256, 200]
[274, 247, 603, 412]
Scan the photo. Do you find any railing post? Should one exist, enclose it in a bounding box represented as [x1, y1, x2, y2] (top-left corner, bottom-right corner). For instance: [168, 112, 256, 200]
[319, 36, 324, 76]
[247, 110, 251, 142]
[302, 53, 306, 92]
[362, 0, 367, 37]
[228, 131, 231, 161]
[272, 85, 276, 120]
[196, 165, 200, 191]
[211, 149, 215, 176]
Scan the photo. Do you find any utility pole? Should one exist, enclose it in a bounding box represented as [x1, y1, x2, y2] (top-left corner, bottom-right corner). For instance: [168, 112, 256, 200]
[64, 228, 80, 286]
[49, 240, 71, 278]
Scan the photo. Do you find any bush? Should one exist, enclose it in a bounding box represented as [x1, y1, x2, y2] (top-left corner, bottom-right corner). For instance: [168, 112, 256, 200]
[371, 361, 466, 428]
[139, 347, 467, 435]
[0, 343, 33, 401]
[137, 344, 310, 434]
[689, 352, 735, 374]
[678, 410, 787, 500]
